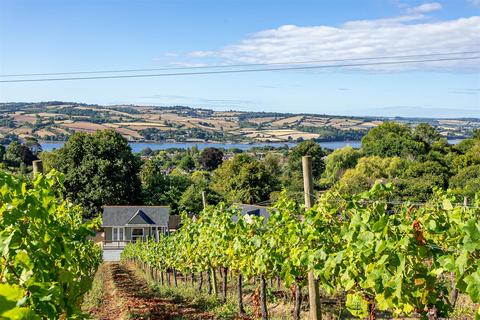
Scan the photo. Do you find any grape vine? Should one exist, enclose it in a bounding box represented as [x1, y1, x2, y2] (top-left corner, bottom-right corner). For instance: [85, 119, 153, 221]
[0, 171, 102, 319]
[122, 183, 480, 319]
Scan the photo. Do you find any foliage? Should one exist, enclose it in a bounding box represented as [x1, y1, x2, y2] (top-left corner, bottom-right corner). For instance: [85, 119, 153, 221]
[287, 141, 326, 180]
[199, 147, 224, 171]
[122, 184, 480, 319]
[179, 154, 196, 171]
[5, 141, 36, 167]
[362, 122, 427, 158]
[336, 156, 405, 194]
[449, 164, 480, 198]
[211, 154, 279, 204]
[413, 123, 441, 145]
[0, 144, 5, 161]
[321, 184, 453, 317]
[0, 170, 102, 319]
[52, 130, 142, 218]
[141, 158, 192, 213]
[420, 192, 480, 314]
[321, 146, 362, 187]
[23, 137, 42, 155]
[178, 171, 220, 214]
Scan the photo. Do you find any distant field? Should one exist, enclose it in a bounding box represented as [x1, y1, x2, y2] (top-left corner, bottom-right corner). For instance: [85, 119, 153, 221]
[60, 122, 109, 132]
[1, 102, 478, 142]
[116, 122, 166, 127]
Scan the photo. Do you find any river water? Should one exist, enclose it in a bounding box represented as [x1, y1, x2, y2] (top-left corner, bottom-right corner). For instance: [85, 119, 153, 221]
[39, 140, 362, 152]
[39, 139, 464, 153]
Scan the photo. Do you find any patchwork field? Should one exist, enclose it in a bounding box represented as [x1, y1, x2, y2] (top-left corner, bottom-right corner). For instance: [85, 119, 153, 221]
[1, 102, 478, 143]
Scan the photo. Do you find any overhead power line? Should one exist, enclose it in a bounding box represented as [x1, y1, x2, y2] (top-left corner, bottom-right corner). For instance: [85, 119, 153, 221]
[254, 191, 480, 210]
[1, 56, 478, 83]
[1, 50, 478, 78]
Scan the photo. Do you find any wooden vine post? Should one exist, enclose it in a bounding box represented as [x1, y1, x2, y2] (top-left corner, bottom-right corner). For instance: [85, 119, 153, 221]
[32, 160, 43, 176]
[202, 191, 207, 210]
[302, 156, 322, 320]
[202, 191, 218, 297]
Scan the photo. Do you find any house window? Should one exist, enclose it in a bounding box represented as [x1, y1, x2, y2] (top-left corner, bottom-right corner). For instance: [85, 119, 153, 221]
[113, 227, 124, 241]
[131, 228, 144, 242]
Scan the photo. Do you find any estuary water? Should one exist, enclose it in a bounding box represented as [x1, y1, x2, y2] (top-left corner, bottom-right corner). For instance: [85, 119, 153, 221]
[39, 139, 464, 153]
[39, 140, 362, 152]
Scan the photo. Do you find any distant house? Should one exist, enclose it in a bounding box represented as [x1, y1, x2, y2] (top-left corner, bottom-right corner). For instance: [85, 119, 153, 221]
[102, 206, 171, 259]
[234, 204, 270, 221]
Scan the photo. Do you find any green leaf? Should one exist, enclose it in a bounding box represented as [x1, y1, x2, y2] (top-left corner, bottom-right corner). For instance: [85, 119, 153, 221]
[442, 199, 453, 210]
[372, 216, 388, 232]
[0, 283, 24, 313]
[345, 293, 369, 318]
[0, 283, 38, 319]
[464, 271, 480, 303]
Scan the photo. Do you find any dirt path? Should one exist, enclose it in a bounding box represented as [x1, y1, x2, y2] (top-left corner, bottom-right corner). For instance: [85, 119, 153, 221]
[89, 262, 214, 320]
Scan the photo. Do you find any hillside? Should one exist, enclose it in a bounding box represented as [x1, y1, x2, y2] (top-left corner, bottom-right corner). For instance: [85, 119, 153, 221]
[1, 102, 478, 143]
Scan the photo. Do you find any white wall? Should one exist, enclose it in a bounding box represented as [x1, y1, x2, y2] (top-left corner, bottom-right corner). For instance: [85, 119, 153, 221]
[102, 249, 122, 262]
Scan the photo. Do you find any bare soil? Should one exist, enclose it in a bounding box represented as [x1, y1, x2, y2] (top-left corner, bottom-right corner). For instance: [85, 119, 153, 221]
[88, 262, 214, 320]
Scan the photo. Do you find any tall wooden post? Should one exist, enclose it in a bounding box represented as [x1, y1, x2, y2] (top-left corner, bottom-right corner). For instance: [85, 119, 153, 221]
[32, 160, 43, 176]
[202, 190, 217, 296]
[302, 156, 322, 320]
[202, 191, 207, 209]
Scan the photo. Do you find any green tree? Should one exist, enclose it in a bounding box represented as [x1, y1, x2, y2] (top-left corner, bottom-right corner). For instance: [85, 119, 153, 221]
[413, 123, 441, 145]
[449, 164, 480, 199]
[178, 173, 221, 214]
[398, 160, 450, 200]
[199, 147, 223, 171]
[54, 130, 141, 218]
[287, 141, 326, 180]
[262, 153, 282, 177]
[452, 140, 480, 173]
[473, 128, 480, 139]
[362, 122, 427, 158]
[141, 158, 192, 213]
[0, 144, 5, 162]
[212, 154, 279, 204]
[179, 154, 196, 171]
[5, 141, 36, 167]
[336, 156, 407, 194]
[38, 150, 60, 172]
[321, 146, 362, 186]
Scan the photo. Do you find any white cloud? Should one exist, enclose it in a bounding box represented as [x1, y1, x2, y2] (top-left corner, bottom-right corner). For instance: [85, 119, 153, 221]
[189, 15, 480, 72]
[407, 2, 442, 14]
[468, 0, 480, 7]
[168, 62, 209, 67]
[188, 50, 215, 57]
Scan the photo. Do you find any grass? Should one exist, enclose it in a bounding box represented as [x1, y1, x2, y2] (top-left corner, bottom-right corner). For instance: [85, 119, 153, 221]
[82, 263, 107, 313]
[141, 272, 239, 319]
[135, 266, 315, 319]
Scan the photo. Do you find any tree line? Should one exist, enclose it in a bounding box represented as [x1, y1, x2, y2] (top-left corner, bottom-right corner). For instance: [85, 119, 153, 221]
[13, 122, 473, 219]
[1, 121, 479, 219]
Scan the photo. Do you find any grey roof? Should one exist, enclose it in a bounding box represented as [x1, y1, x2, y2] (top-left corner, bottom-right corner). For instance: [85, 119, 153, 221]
[128, 209, 156, 225]
[233, 204, 271, 222]
[102, 206, 170, 227]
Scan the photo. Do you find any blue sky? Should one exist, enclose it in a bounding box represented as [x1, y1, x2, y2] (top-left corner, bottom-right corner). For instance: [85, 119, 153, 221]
[0, 0, 479, 117]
